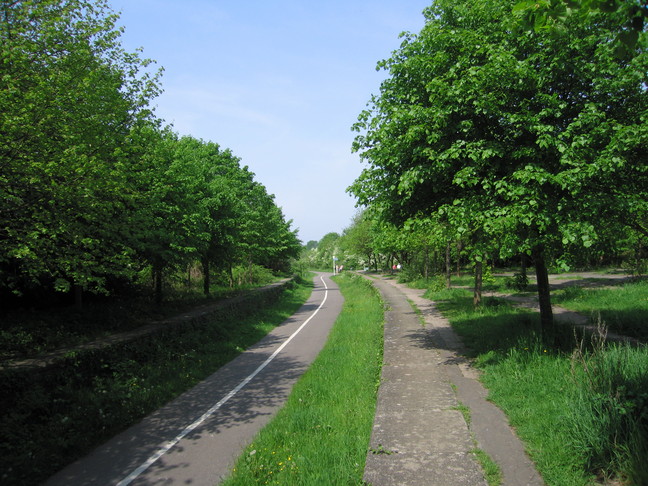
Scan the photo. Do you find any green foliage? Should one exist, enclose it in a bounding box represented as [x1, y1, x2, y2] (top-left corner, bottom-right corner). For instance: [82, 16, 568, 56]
[349, 0, 647, 338]
[230, 264, 275, 287]
[481, 265, 497, 290]
[302, 232, 341, 270]
[505, 272, 530, 291]
[511, 0, 648, 56]
[352, 0, 647, 251]
[0, 1, 300, 305]
[404, 273, 447, 292]
[0, 0, 161, 295]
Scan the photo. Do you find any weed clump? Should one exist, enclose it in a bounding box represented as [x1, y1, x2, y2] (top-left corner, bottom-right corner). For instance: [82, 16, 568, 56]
[569, 324, 648, 485]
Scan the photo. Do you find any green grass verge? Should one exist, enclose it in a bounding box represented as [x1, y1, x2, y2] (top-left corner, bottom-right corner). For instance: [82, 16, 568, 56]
[0, 277, 313, 486]
[426, 286, 648, 486]
[221, 272, 384, 485]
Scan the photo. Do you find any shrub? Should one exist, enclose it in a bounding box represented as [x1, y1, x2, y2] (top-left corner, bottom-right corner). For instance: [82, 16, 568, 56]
[231, 264, 275, 287]
[504, 272, 529, 291]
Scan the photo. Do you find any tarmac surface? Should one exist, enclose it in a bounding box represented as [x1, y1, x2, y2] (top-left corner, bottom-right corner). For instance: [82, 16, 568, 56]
[362, 275, 545, 486]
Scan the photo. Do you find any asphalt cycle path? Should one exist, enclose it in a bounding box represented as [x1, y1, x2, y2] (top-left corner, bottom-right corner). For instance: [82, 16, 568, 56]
[45, 272, 343, 486]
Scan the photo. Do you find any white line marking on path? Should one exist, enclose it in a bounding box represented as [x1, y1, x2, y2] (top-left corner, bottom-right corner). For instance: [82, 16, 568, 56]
[116, 276, 329, 486]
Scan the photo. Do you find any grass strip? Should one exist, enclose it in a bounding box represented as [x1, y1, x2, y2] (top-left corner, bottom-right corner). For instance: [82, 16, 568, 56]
[0, 277, 313, 486]
[472, 447, 503, 486]
[222, 272, 384, 485]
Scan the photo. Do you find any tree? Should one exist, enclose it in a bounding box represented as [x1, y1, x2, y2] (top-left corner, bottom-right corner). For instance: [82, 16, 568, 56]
[129, 128, 199, 303]
[226, 170, 300, 281]
[512, 0, 647, 56]
[0, 0, 161, 303]
[341, 210, 375, 270]
[311, 232, 341, 270]
[170, 136, 243, 295]
[0, 0, 302, 308]
[349, 0, 647, 342]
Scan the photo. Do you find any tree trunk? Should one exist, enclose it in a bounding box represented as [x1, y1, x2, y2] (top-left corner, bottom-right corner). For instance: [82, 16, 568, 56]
[445, 241, 452, 288]
[153, 259, 163, 305]
[521, 253, 528, 280]
[201, 257, 210, 296]
[424, 245, 430, 280]
[473, 259, 483, 307]
[532, 245, 554, 344]
[74, 284, 83, 310]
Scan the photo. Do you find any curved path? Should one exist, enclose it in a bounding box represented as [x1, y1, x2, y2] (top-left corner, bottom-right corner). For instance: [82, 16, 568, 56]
[363, 275, 543, 486]
[45, 272, 342, 486]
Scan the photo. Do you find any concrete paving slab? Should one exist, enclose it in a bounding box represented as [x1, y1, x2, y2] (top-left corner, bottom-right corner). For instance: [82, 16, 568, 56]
[364, 450, 487, 486]
[369, 409, 475, 454]
[377, 368, 457, 411]
[363, 275, 544, 486]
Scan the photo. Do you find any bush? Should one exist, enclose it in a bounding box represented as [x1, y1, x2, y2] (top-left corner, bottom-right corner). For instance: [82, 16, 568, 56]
[504, 272, 529, 291]
[396, 266, 422, 283]
[231, 264, 275, 287]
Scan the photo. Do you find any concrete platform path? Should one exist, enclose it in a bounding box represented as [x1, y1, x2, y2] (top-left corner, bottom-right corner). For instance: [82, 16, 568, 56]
[362, 275, 544, 486]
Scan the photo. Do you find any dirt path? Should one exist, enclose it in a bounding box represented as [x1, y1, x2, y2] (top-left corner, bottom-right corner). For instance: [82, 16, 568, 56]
[489, 271, 641, 345]
[2, 278, 292, 371]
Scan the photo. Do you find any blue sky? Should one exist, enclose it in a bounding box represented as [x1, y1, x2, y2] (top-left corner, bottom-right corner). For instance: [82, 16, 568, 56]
[110, 0, 431, 244]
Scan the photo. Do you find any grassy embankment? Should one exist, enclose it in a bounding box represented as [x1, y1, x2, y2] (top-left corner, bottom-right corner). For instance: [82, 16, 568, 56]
[0, 276, 313, 485]
[222, 272, 384, 485]
[424, 277, 648, 486]
[1, 278, 288, 361]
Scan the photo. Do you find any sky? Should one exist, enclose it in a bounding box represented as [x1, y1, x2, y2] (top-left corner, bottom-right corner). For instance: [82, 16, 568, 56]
[110, 0, 431, 244]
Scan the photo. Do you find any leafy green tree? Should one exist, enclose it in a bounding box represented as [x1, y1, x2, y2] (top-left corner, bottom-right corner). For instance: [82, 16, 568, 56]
[309, 232, 341, 270]
[341, 211, 375, 270]
[129, 128, 198, 303]
[512, 0, 647, 55]
[0, 0, 161, 303]
[0, 0, 301, 309]
[170, 136, 244, 295]
[350, 0, 647, 341]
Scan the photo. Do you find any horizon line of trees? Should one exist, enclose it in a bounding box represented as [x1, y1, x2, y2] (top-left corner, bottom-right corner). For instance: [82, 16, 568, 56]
[1, 0, 301, 309]
[303, 207, 645, 279]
